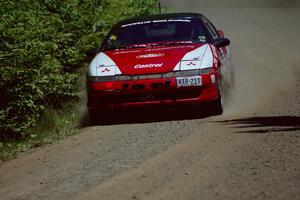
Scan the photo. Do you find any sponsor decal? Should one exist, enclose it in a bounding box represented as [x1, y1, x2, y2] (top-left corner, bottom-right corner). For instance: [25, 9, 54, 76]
[101, 68, 111, 73]
[136, 53, 165, 59]
[187, 62, 197, 66]
[110, 35, 117, 41]
[198, 35, 206, 43]
[134, 63, 163, 69]
[121, 19, 191, 28]
[211, 75, 216, 84]
[144, 45, 195, 52]
[166, 19, 191, 23]
[121, 21, 152, 28]
[112, 50, 141, 55]
[96, 66, 115, 76]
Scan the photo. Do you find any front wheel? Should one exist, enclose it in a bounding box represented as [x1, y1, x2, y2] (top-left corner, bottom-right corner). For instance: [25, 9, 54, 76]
[89, 109, 99, 123]
[209, 95, 223, 115]
[208, 80, 224, 115]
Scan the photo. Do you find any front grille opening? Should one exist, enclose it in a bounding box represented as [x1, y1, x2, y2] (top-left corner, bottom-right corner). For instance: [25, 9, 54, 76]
[123, 83, 129, 89]
[165, 80, 171, 87]
[98, 89, 201, 105]
[151, 83, 164, 89]
[132, 84, 145, 90]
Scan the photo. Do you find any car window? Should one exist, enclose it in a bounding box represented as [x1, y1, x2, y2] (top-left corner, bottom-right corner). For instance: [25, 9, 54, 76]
[200, 16, 219, 41]
[103, 18, 209, 50]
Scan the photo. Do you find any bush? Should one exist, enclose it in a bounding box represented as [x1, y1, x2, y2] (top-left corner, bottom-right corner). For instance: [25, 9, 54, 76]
[0, 0, 158, 140]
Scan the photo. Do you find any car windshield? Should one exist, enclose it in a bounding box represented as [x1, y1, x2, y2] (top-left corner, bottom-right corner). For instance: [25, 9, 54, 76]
[103, 18, 208, 51]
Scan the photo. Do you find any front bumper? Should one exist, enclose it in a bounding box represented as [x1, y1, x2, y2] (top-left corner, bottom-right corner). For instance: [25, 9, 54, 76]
[87, 72, 219, 110]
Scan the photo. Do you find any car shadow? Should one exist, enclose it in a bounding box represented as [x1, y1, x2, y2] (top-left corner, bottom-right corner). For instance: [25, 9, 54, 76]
[217, 116, 300, 133]
[78, 106, 214, 128]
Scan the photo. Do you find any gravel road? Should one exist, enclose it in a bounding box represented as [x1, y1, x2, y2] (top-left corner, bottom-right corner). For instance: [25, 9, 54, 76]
[0, 1, 299, 199]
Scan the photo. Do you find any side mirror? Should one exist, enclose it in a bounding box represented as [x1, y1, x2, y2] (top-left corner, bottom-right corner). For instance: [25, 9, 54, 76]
[86, 48, 99, 58]
[214, 38, 230, 48]
[218, 30, 225, 38]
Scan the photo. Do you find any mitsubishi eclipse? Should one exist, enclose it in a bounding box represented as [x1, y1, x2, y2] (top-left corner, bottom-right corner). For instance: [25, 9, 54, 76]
[86, 13, 232, 120]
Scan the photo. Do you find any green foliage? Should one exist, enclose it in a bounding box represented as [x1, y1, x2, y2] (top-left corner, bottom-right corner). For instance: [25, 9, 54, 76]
[0, 105, 79, 160]
[0, 0, 158, 140]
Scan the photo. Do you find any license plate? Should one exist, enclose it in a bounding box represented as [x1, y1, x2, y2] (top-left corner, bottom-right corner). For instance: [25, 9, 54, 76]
[176, 76, 202, 87]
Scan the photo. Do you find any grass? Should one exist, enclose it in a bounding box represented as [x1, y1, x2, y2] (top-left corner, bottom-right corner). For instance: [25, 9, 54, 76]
[0, 102, 83, 161]
[0, 65, 88, 162]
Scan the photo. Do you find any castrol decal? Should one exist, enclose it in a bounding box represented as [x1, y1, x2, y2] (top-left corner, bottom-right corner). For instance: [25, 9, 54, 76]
[134, 63, 163, 69]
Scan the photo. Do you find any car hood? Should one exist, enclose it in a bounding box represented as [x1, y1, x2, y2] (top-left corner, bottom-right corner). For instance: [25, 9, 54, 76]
[88, 43, 216, 77]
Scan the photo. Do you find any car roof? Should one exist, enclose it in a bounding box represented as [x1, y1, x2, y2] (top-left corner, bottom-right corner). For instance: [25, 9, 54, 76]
[117, 13, 203, 25]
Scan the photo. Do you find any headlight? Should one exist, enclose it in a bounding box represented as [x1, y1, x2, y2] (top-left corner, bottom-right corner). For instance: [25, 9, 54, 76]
[199, 67, 215, 74]
[174, 68, 214, 76]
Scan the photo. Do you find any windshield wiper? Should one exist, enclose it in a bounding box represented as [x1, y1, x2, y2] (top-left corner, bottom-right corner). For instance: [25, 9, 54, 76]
[115, 41, 195, 50]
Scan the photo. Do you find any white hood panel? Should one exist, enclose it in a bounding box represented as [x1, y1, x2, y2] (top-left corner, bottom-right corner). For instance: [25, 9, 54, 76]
[87, 44, 215, 77]
[179, 44, 213, 70]
[88, 52, 121, 76]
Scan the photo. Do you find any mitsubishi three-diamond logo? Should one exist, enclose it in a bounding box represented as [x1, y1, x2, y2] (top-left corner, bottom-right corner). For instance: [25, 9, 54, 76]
[101, 68, 111, 73]
[187, 62, 196, 66]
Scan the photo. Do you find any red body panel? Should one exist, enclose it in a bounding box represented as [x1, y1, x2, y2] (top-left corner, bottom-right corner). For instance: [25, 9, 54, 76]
[105, 44, 202, 75]
[86, 14, 231, 113]
[87, 71, 219, 110]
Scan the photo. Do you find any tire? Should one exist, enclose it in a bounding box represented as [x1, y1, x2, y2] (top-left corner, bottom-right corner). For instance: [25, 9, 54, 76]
[208, 79, 224, 115]
[209, 95, 223, 115]
[89, 109, 98, 123]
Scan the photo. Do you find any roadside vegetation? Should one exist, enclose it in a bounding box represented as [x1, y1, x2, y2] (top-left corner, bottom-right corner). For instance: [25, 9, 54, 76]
[0, 0, 158, 160]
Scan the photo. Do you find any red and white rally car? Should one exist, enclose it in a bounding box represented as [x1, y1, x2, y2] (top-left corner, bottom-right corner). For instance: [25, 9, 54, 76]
[86, 13, 232, 119]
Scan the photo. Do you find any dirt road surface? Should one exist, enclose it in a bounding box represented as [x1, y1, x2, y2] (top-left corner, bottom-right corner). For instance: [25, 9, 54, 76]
[1, 1, 299, 199]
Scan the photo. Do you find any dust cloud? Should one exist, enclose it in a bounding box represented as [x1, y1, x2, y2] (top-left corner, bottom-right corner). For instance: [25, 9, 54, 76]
[80, 0, 300, 124]
[161, 0, 300, 115]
